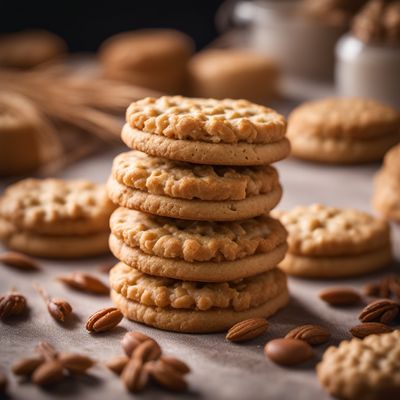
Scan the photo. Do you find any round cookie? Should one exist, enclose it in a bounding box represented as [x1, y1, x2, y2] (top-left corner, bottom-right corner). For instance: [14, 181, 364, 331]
[112, 150, 280, 201]
[287, 97, 400, 164]
[0, 30, 67, 69]
[107, 175, 282, 221]
[273, 204, 392, 278]
[110, 262, 289, 333]
[108, 207, 288, 281]
[188, 49, 279, 103]
[122, 96, 290, 166]
[373, 144, 400, 222]
[317, 331, 400, 400]
[0, 178, 115, 258]
[99, 29, 193, 93]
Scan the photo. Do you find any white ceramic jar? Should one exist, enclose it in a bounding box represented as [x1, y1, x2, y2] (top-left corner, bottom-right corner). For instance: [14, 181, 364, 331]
[336, 34, 400, 107]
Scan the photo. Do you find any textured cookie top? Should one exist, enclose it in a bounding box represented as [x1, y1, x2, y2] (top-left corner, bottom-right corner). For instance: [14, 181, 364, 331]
[126, 96, 287, 144]
[317, 330, 400, 400]
[0, 178, 115, 235]
[110, 262, 286, 312]
[99, 29, 193, 70]
[112, 151, 279, 201]
[287, 97, 400, 139]
[273, 203, 390, 256]
[110, 207, 287, 262]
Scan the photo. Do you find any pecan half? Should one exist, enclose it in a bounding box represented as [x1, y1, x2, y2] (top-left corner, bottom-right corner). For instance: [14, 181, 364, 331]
[86, 307, 123, 333]
[226, 318, 269, 342]
[285, 324, 330, 345]
[359, 299, 400, 324]
[106, 355, 129, 375]
[12, 356, 44, 376]
[146, 360, 187, 392]
[121, 358, 148, 393]
[160, 357, 190, 375]
[132, 340, 161, 363]
[121, 331, 151, 356]
[0, 292, 28, 319]
[32, 360, 64, 386]
[58, 352, 95, 373]
[350, 322, 393, 338]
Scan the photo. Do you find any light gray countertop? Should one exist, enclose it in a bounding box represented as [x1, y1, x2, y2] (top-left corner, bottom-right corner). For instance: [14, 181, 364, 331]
[1, 146, 399, 400]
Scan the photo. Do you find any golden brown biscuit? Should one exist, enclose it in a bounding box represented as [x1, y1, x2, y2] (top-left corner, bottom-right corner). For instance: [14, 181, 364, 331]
[273, 204, 392, 278]
[0, 178, 115, 258]
[99, 29, 193, 93]
[110, 262, 289, 332]
[0, 30, 67, 69]
[287, 97, 400, 164]
[317, 330, 400, 400]
[188, 49, 279, 103]
[373, 169, 400, 223]
[107, 175, 282, 221]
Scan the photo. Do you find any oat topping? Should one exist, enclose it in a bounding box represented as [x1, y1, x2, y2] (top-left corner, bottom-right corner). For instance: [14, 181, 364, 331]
[110, 262, 286, 312]
[126, 96, 287, 144]
[112, 151, 279, 201]
[273, 204, 390, 256]
[110, 208, 287, 262]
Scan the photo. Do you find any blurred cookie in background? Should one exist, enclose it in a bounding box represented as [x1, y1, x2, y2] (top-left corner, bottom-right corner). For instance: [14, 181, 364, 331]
[188, 49, 279, 103]
[287, 97, 400, 164]
[373, 143, 400, 223]
[0, 30, 67, 69]
[99, 29, 194, 94]
[0, 91, 62, 176]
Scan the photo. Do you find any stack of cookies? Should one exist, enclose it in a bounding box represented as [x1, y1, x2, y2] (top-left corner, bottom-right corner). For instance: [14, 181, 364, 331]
[107, 96, 291, 333]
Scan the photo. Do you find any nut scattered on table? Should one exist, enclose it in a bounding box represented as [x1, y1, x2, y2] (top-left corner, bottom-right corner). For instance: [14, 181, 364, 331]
[285, 324, 331, 345]
[358, 299, 400, 324]
[226, 318, 269, 342]
[85, 307, 123, 333]
[264, 338, 314, 366]
[350, 322, 393, 339]
[319, 287, 361, 306]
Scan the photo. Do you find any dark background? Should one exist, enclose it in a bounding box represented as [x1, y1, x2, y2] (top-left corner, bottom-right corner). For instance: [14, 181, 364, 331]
[0, 0, 225, 52]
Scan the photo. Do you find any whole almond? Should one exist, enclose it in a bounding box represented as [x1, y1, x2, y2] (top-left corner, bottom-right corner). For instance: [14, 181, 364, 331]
[319, 287, 361, 306]
[58, 272, 109, 295]
[0, 251, 40, 271]
[0, 293, 28, 319]
[226, 318, 269, 342]
[121, 358, 148, 393]
[350, 322, 393, 338]
[35, 342, 58, 361]
[264, 338, 313, 366]
[121, 331, 151, 356]
[358, 299, 399, 324]
[47, 298, 73, 322]
[32, 360, 64, 386]
[285, 324, 331, 345]
[58, 352, 95, 373]
[86, 307, 123, 333]
[12, 356, 44, 376]
[106, 355, 129, 375]
[0, 371, 8, 393]
[160, 357, 190, 375]
[132, 339, 161, 363]
[146, 360, 187, 392]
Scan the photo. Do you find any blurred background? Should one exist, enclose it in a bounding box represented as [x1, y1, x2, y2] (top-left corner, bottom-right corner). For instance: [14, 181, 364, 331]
[0, 0, 399, 177]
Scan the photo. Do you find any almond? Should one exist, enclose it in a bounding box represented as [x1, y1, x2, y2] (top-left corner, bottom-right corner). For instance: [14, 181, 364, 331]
[86, 307, 123, 333]
[121, 331, 151, 356]
[58, 272, 109, 295]
[264, 338, 313, 366]
[58, 352, 95, 373]
[32, 360, 64, 386]
[160, 357, 190, 375]
[12, 356, 44, 376]
[319, 287, 361, 306]
[0, 292, 28, 319]
[121, 358, 148, 393]
[226, 318, 269, 342]
[285, 324, 330, 345]
[350, 322, 393, 338]
[106, 355, 129, 375]
[132, 339, 161, 363]
[145, 360, 187, 392]
[358, 299, 399, 324]
[0, 251, 40, 271]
